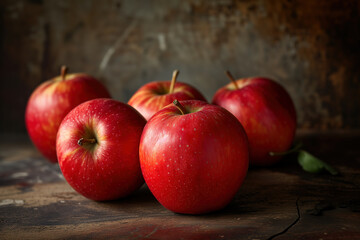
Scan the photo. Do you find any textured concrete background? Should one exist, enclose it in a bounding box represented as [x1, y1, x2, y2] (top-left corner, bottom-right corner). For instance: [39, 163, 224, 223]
[1, 0, 359, 134]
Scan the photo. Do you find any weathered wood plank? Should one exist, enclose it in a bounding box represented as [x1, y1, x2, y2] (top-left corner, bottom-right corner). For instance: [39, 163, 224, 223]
[0, 132, 359, 239]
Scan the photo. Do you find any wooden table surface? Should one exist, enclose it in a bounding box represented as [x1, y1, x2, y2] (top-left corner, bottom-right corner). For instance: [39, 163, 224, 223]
[0, 132, 359, 240]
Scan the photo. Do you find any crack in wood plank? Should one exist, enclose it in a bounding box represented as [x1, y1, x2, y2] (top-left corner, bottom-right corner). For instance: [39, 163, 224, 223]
[144, 226, 159, 238]
[267, 197, 301, 240]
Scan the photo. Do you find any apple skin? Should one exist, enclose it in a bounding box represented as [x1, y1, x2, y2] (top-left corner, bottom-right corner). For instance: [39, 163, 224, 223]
[25, 73, 111, 163]
[139, 100, 249, 214]
[212, 77, 296, 166]
[128, 81, 206, 120]
[56, 98, 146, 201]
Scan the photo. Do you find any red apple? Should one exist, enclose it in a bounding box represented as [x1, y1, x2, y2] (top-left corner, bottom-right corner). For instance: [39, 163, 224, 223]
[139, 100, 249, 214]
[128, 70, 206, 120]
[212, 71, 297, 166]
[25, 66, 111, 163]
[56, 98, 146, 201]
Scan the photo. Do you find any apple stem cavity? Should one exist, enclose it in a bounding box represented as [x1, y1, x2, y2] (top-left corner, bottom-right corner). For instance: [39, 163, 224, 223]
[225, 70, 239, 89]
[61, 65, 68, 81]
[78, 138, 97, 146]
[173, 99, 187, 115]
[169, 70, 179, 94]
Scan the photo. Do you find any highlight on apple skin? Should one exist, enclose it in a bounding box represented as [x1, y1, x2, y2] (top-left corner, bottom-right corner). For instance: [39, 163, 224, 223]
[56, 98, 146, 201]
[212, 71, 297, 166]
[25, 66, 111, 163]
[139, 100, 249, 214]
[128, 70, 207, 120]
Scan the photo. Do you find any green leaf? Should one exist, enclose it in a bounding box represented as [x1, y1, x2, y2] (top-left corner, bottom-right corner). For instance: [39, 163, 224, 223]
[298, 150, 339, 175]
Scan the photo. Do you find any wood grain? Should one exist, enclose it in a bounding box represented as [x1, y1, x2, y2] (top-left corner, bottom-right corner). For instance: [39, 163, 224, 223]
[0, 132, 359, 239]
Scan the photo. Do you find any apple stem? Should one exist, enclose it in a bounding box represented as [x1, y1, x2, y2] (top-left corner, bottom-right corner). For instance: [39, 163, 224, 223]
[225, 70, 239, 89]
[78, 138, 97, 146]
[173, 100, 187, 115]
[61, 65, 68, 81]
[269, 142, 303, 156]
[169, 70, 179, 94]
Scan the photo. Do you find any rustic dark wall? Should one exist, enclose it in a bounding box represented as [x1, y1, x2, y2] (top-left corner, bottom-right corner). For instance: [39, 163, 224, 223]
[1, 0, 359, 134]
